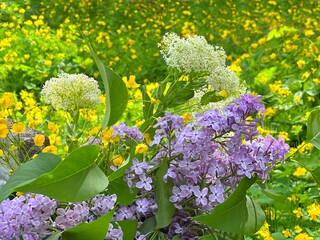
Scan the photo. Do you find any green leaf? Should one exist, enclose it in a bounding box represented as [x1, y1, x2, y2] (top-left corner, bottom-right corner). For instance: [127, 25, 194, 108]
[0, 153, 61, 202]
[142, 85, 154, 121]
[165, 81, 194, 108]
[107, 177, 138, 206]
[193, 176, 265, 235]
[62, 209, 115, 240]
[155, 158, 175, 229]
[139, 216, 157, 235]
[16, 145, 108, 202]
[200, 91, 224, 105]
[310, 167, 320, 186]
[86, 39, 128, 127]
[116, 220, 138, 240]
[307, 109, 320, 150]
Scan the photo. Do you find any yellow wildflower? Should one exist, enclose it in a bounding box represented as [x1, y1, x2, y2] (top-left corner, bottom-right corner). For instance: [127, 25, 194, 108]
[293, 207, 304, 218]
[307, 96, 315, 102]
[296, 59, 306, 69]
[0, 92, 15, 109]
[282, 229, 292, 238]
[135, 143, 148, 155]
[0, 149, 3, 157]
[183, 112, 192, 123]
[294, 225, 302, 234]
[34, 134, 46, 147]
[16, 192, 25, 196]
[42, 145, 57, 154]
[307, 201, 320, 221]
[126, 75, 140, 89]
[278, 131, 290, 141]
[102, 128, 119, 145]
[12, 122, 26, 134]
[264, 107, 277, 118]
[293, 167, 307, 177]
[112, 155, 125, 167]
[0, 122, 9, 138]
[295, 233, 314, 240]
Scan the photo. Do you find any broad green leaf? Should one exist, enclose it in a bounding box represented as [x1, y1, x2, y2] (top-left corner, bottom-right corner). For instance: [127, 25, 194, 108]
[116, 220, 138, 240]
[62, 209, 115, 240]
[16, 145, 108, 202]
[155, 158, 175, 229]
[107, 177, 138, 206]
[307, 109, 320, 150]
[0, 153, 61, 202]
[139, 216, 156, 234]
[193, 176, 265, 235]
[87, 40, 128, 128]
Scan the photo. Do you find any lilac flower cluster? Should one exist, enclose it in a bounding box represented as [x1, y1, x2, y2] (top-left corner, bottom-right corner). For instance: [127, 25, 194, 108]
[0, 194, 57, 240]
[0, 193, 122, 240]
[125, 158, 153, 191]
[147, 94, 289, 237]
[112, 122, 144, 142]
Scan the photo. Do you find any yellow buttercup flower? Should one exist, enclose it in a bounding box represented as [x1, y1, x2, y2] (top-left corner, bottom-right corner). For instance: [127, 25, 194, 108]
[307, 201, 320, 221]
[293, 207, 304, 218]
[0, 92, 15, 109]
[293, 167, 307, 177]
[282, 229, 291, 238]
[34, 134, 46, 147]
[112, 155, 125, 167]
[12, 122, 26, 134]
[295, 233, 314, 240]
[135, 143, 148, 155]
[42, 145, 57, 154]
[294, 225, 302, 234]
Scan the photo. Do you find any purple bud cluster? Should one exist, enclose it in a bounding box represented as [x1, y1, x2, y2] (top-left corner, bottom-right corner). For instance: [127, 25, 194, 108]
[112, 123, 144, 142]
[0, 194, 57, 240]
[0, 193, 121, 240]
[147, 94, 289, 237]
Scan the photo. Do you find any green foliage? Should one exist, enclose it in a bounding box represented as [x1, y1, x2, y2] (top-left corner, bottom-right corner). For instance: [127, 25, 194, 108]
[194, 176, 265, 235]
[16, 145, 108, 202]
[87, 39, 128, 128]
[155, 157, 175, 229]
[47, 209, 115, 240]
[307, 109, 320, 150]
[0, 153, 61, 201]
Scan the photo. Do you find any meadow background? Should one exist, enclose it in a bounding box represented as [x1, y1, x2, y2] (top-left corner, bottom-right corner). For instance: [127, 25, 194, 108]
[0, 0, 320, 239]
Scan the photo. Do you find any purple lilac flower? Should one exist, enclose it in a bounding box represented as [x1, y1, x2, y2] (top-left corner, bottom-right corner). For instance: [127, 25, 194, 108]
[136, 174, 153, 191]
[53, 202, 89, 230]
[112, 123, 144, 142]
[0, 194, 57, 240]
[124, 158, 153, 190]
[90, 194, 117, 217]
[134, 197, 157, 217]
[106, 223, 123, 240]
[192, 186, 208, 206]
[114, 206, 136, 221]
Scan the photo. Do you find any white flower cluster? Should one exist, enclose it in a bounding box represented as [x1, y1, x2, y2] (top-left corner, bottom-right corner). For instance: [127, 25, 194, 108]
[159, 32, 226, 74]
[159, 33, 242, 94]
[41, 73, 101, 111]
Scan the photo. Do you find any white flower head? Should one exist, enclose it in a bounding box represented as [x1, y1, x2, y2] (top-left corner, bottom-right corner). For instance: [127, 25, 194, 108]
[206, 66, 240, 92]
[41, 73, 101, 111]
[159, 32, 226, 73]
